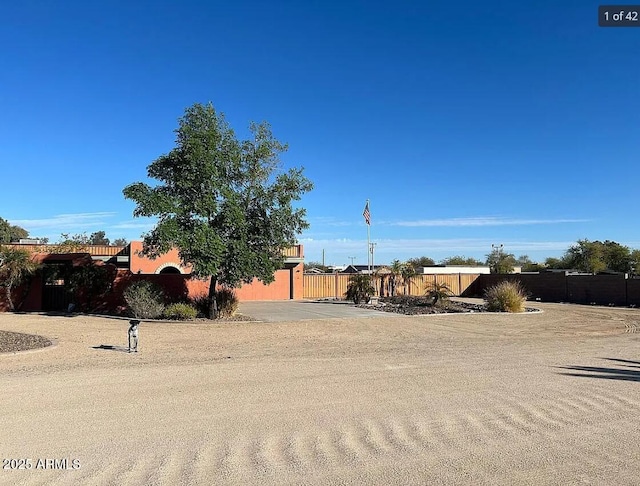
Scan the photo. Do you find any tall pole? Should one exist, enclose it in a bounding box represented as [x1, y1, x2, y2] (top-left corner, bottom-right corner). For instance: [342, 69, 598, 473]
[370, 242, 377, 274]
[366, 199, 371, 274]
[491, 243, 503, 274]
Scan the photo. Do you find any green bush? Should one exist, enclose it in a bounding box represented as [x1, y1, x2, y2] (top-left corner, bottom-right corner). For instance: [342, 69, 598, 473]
[123, 280, 165, 319]
[164, 302, 198, 320]
[345, 274, 375, 304]
[484, 280, 527, 313]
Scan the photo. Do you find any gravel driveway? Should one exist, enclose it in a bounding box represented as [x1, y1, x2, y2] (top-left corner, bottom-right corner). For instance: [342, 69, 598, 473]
[1, 302, 639, 485]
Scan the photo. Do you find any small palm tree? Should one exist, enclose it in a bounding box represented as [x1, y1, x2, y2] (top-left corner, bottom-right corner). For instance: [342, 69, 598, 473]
[345, 274, 375, 304]
[425, 281, 452, 307]
[0, 246, 39, 311]
[389, 259, 402, 296]
[400, 262, 417, 295]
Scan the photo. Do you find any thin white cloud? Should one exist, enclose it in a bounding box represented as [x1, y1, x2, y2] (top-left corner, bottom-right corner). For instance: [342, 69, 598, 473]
[390, 217, 590, 227]
[11, 212, 117, 230]
[299, 237, 573, 264]
[309, 216, 353, 227]
[7, 212, 158, 242]
[110, 219, 157, 230]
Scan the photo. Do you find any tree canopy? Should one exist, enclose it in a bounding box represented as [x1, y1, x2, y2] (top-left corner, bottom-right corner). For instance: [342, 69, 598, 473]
[54, 232, 126, 248]
[562, 239, 637, 273]
[112, 238, 128, 246]
[406, 256, 435, 270]
[440, 255, 484, 266]
[89, 231, 110, 245]
[485, 246, 516, 274]
[123, 102, 313, 318]
[0, 218, 29, 243]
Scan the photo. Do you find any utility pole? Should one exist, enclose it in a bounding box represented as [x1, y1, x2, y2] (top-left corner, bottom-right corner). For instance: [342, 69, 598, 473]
[370, 242, 377, 274]
[348, 256, 356, 266]
[322, 249, 325, 267]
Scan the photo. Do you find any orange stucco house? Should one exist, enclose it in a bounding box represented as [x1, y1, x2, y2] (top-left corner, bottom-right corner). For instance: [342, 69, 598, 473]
[0, 241, 304, 312]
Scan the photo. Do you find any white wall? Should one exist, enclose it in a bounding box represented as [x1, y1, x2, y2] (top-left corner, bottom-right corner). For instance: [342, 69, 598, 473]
[421, 266, 491, 274]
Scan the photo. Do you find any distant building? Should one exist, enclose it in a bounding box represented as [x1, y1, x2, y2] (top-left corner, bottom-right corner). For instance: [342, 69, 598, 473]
[339, 265, 388, 274]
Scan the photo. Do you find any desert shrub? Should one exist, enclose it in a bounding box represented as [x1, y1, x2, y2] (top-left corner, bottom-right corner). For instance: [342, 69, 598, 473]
[189, 294, 210, 317]
[123, 280, 165, 319]
[484, 280, 527, 313]
[345, 274, 375, 304]
[216, 287, 238, 318]
[189, 288, 239, 318]
[164, 302, 198, 320]
[425, 281, 452, 307]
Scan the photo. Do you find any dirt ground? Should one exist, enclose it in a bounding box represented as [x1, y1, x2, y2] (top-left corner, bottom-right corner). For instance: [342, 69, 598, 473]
[1, 302, 639, 485]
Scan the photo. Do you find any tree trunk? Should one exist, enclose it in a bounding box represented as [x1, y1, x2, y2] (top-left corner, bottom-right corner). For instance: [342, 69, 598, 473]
[5, 284, 14, 311]
[208, 275, 219, 319]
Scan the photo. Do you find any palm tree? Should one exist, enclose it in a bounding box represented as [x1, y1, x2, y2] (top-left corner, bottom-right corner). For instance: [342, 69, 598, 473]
[345, 274, 375, 304]
[0, 246, 39, 311]
[400, 262, 417, 295]
[389, 259, 402, 296]
[425, 281, 452, 307]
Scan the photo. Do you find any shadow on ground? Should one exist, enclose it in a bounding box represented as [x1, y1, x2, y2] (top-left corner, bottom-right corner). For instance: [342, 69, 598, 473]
[92, 344, 131, 353]
[557, 358, 640, 382]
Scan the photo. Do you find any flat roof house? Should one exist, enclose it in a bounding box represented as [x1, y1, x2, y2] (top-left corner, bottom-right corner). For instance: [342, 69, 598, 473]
[0, 241, 305, 312]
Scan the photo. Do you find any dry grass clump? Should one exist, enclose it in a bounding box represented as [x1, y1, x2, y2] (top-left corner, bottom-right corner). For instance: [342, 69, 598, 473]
[216, 288, 239, 318]
[189, 288, 239, 319]
[484, 281, 527, 313]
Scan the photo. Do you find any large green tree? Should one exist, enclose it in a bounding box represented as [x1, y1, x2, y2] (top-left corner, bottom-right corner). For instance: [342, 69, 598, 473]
[563, 239, 634, 273]
[631, 250, 640, 275]
[0, 217, 29, 243]
[89, 231, 110, 245]
[485, 246, 516, 274]
[123, 102, 313, 318]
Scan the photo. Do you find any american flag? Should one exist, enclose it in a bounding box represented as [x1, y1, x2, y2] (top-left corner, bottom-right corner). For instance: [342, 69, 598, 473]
[363, 201, 371, 225]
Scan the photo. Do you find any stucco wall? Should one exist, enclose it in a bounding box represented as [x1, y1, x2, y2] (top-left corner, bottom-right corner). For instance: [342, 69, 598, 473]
[128, 241, 192, 274]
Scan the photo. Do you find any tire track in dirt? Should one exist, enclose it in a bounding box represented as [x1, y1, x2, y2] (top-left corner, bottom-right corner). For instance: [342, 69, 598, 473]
[11, 386, 640, 486]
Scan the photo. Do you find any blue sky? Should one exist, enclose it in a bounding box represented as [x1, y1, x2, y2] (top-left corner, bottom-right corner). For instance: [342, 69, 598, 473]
[1, 1, 638, 265]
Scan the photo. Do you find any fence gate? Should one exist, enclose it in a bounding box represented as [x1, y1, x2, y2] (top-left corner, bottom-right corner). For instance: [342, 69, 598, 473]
[42, 264, 72, 311]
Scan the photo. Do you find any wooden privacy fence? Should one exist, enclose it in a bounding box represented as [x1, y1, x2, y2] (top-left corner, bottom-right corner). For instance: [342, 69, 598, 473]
[463, 273, 640, 307]
[303, 273, 481, 300]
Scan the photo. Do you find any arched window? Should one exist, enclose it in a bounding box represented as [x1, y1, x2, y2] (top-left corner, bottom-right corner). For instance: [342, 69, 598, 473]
[155, 263, 182, 274]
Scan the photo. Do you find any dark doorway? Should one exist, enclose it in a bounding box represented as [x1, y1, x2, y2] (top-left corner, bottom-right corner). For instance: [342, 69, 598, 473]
[42, 263, 72, 311]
